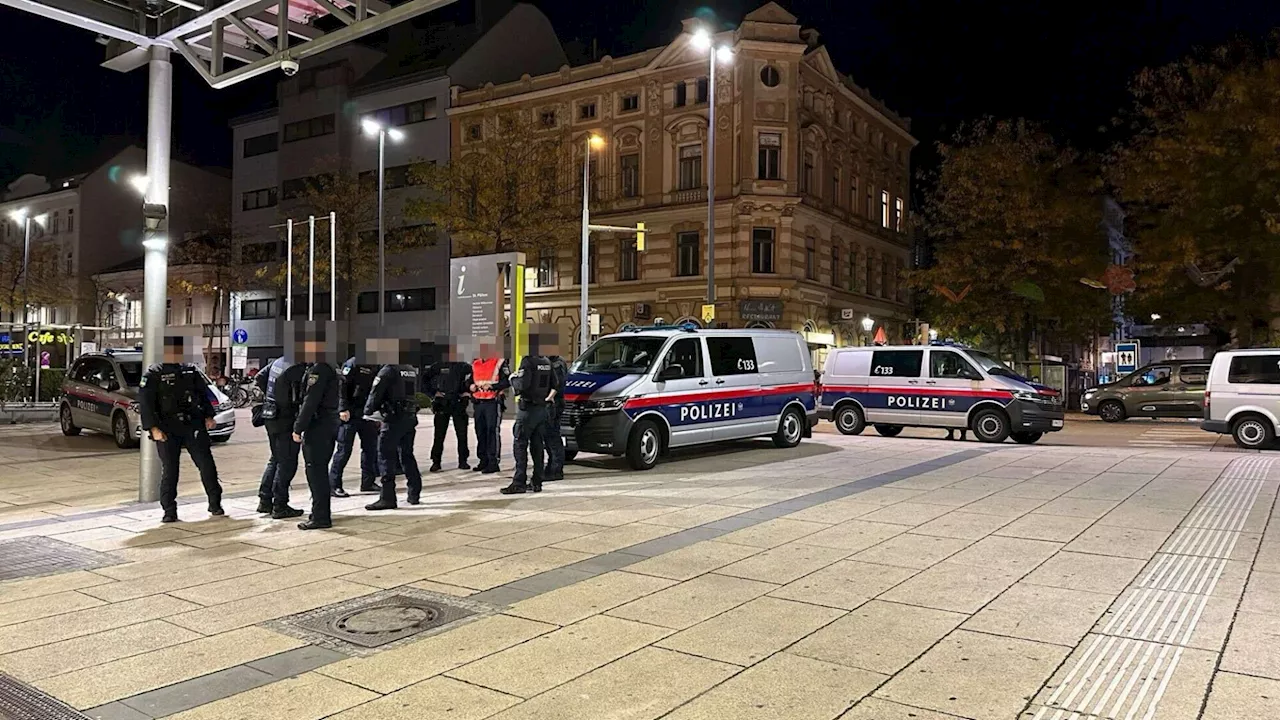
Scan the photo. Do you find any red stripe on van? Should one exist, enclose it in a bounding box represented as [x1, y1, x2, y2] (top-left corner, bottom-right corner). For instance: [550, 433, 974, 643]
[822, 385, 1013, 399]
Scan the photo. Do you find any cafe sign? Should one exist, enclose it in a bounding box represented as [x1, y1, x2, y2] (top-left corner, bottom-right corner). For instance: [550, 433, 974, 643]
[739, 299, 783, 322]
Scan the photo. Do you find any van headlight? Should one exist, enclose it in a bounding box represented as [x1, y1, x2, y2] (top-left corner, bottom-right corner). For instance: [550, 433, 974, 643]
[585, 398, 626, 413]
[1013, 389, 1058, 406]
[1084, 389, 1096, 398]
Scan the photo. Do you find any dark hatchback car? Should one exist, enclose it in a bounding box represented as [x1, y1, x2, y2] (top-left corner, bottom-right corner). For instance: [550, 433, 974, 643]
[1081, 359, 1211, 422]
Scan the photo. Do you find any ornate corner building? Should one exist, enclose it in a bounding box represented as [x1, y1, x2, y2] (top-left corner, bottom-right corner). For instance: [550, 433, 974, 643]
[449, 2, 917, 358]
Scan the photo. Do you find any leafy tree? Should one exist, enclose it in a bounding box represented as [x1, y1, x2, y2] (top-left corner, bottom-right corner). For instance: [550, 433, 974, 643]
[255, 159, 436, 324]
[0, 217, 68, 323]
[168, 224, 255, 370]
[407, 111, 581, 256]
[910, 118, 1111, 355]
[1107, 41, 1280, 345]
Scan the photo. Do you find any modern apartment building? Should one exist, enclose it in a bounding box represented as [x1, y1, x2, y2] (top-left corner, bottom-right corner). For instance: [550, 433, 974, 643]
[229, 0, 566, 366]
[449, 2, 917, 360]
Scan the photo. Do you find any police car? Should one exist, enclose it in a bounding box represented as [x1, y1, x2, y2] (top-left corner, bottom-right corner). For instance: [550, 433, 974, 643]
[817, 344, 1064, 443]
[59, 349, 236, 448]
[560, 326, 818, 470]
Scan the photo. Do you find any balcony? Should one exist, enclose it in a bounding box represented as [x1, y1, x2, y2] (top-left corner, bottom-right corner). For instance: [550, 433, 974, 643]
[671, 187, 707, 205]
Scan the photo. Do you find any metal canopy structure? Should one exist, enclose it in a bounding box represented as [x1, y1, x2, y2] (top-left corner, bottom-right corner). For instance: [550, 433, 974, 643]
[1, 0, 457, 87]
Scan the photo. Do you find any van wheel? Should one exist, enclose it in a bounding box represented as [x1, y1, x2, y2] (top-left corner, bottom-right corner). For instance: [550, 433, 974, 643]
[112, 412, 137, 449]
[1099, 400, 1127, 423]
[60, 404, 81, 436]
[564, 449, 578, 462]
[1232, 415, 1275, 450]
[1011, 431, 1043, 445]
[834, 404, 866, 435]
[971, 409, 1010, 443]
[773, 407, 805, 448]
[873, 424, 903, 437]
[627, 420, 662, 471]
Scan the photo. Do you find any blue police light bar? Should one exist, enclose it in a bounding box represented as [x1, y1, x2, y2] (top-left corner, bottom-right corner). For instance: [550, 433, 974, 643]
[625, 324, 699, 333]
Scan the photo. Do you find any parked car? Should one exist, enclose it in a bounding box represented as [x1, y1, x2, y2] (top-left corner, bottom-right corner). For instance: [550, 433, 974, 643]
[1082, 359, 1211, 422]
[818, 344, 1064, 444]
[60, 350, 235, 448]
[1201, 349, 1280, 449]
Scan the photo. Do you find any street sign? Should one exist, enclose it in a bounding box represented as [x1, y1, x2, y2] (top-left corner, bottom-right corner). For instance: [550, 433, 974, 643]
[231, 345, 248, 370]
[79, 342, 97, 356]
[701, 304, 716, 324]
[1116, 342, 1140, 374]
[232, 328, 249, 345]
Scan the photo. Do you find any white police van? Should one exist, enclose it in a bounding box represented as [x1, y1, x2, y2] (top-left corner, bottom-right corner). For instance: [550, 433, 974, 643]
[817, 344, 1065, 443]
[561, 326, 818, 470]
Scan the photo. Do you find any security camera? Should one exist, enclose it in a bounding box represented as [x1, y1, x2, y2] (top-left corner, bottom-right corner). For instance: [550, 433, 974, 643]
[280, 59, 299, 76]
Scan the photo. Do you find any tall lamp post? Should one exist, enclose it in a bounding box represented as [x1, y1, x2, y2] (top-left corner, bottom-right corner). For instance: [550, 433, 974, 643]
[361, 119, 405, 327]
[7, 209, 46, 400]
[579, 134, 605, 356]
[690, 29, 734, 312]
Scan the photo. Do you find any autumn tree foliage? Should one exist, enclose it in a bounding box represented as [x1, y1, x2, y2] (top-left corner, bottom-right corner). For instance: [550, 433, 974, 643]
[1, 217, 68, 321]
[1107, 40, 1280, 345]
[407, 111, 581, 256]
[910, 119, 1110, 354]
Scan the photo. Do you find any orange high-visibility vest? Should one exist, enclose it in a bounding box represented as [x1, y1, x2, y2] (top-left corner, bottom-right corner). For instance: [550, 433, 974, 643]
[472, 358, 502, 400]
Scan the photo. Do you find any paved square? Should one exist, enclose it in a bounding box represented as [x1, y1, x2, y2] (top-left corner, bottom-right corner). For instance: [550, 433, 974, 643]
[0, 416, 1276, 720]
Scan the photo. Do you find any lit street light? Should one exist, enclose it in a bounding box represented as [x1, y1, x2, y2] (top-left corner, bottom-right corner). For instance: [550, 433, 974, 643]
[861, 316, 875, 333]
[579, 134, 605, 355]
[361, 119, 406, 326]
[1150, 313, 1162, 322]
[6, 208, 45, 400]
[690, 28, 734, 315]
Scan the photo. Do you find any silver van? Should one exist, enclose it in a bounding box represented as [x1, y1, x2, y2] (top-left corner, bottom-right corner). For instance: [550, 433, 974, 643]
[1201, 349, 1280, 449]
[560, 326, 817, 470]
[60, 350, 236, 448]
[817, 344, 1065, 444]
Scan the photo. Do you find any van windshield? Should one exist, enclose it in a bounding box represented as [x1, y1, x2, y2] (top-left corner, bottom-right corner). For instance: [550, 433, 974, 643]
[966, 350, 1026, 380]
[572, 337, 666, 374]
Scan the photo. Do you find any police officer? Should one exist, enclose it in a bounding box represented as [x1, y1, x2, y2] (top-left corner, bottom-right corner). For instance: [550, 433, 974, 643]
[501, 353, 556, 494]
[541, 351, 568, 481]
[255, 354, 308, 519]
[294, 356, 340, 530]
[364, 361, 424, 510]
[471, 341, 510, 475]
[424, 350, 472, 472]
[328, 357, 379, 496]
[138, 336, 223, 523]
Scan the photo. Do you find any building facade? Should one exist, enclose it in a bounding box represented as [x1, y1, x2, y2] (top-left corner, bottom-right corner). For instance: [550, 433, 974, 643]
[449, 2, 917, 359]
[228, 2, 566, 366]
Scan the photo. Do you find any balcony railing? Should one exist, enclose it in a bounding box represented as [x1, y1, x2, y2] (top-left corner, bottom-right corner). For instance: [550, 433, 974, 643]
[672, 187, 707, 204]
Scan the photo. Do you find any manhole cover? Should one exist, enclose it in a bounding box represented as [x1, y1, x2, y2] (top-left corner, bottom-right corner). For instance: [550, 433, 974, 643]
[0, 537, 123, 582]
[268, 589, 493, 654]
[0, 671, 92, 719]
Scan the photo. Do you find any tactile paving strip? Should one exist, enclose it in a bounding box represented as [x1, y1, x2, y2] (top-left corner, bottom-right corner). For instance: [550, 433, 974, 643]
[0, 671, 92, 719]
[0, 536, 123, 582]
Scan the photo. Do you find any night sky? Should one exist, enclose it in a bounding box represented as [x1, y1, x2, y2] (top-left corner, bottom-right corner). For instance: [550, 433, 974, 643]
[3, 0, 1279, 186]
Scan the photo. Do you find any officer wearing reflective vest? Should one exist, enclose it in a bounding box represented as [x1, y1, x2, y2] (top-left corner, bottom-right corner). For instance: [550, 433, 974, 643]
[470, 339, 511, 475]
[501, 352, 557, 494]
[363, 360, 424, 510]
[255, 353, 308, 519]
[424, 346, 472, 472]
[328, 357, 380, 496]
[138, 335, 223, 523]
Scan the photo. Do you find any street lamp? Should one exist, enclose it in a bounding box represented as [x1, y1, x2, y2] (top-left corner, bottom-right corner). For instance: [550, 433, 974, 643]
[7, 208, 45, 400]
[579, 134, 605, 356]
[690, 28, 734, 311]
[361, 119, 406, 327]
[1150, 313, 1161, 322]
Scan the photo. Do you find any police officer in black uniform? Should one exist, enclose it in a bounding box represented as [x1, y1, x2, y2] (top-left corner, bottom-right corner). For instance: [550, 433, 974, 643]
[424, 348, 472, 472]
[501, 352, 556, 494]
[328, 357, 379, 496]
[255, 353, 308, 519]
[364, 359, 424, 510]
[294, 351, 340, 530]
[138, 335, 224, 523]
[541, 351, 568, 481]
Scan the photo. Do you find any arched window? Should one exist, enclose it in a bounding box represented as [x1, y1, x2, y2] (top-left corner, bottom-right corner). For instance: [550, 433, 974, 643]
[745, 320, 774, 329]
[674, 316, 702, 328]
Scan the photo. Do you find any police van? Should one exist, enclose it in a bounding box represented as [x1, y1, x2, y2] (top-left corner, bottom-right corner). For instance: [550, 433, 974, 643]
[817, 344, 1064, 443]
[560, 326, 818, 470]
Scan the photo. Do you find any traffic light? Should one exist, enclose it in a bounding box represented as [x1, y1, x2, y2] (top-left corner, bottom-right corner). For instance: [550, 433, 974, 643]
[635, 222, 646, 251]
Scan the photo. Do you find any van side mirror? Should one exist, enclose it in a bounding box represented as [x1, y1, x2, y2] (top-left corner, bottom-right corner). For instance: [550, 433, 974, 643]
[657, 364, 684, 381]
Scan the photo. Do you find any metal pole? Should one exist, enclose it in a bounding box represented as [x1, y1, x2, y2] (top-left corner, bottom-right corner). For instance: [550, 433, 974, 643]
[706, 53, 716, 307]
[34, 330, 41, 402]
[377, 130, 386, 327]
[329, 211, 336, 318]
[308, 215, 315, 322]
[579, 137, 591, 357]
[139, 45, 172, 503]
[286, 218, 293, 319]
[21, 217, 31, 400]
